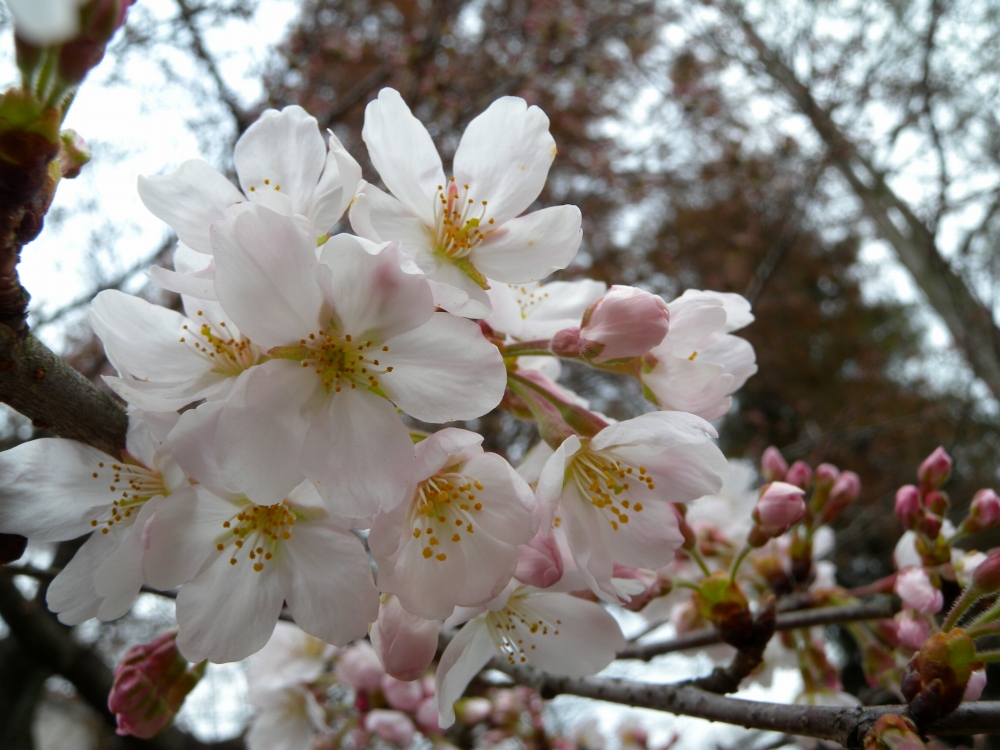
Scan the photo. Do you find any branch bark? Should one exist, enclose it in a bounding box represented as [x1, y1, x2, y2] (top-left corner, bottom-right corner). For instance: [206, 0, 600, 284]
[720, 1, 1000, 402]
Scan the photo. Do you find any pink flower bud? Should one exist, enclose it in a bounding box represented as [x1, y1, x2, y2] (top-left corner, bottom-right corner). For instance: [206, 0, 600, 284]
[455, 697, 492, 725]
[918, 446, 952, 489]
[970, 489, 1000, 529]
[894, 568, 944, 615]
[814, 463, 839, 486]
[335, 641, 384, 692]
[752, 481, 807, 537]
[108, 631, 204, 739]
[971, 548, 1000, 594]
[365, 709, 416, 747]
[416, 696, 443, 733]
[784, 461, 813, 490]
[895, 485, 922, 529]
[578, 285, 669, 363]
[381, 674, 424, 712]
[370, 595, 438, 682]
[924, 490, 949, 517]
[820, 470, 860, 523]
[515, 531, 564, 588]
[895, 612, 931, 650]
[964, 670, 987, 702]
[761, 446, 788, 482]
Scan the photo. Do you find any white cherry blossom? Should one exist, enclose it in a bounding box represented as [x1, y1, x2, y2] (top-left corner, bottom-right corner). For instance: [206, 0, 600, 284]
[434, 584, 624, 727]
[352, 88, 582, 318]
[485, 279, 607, 341]
[91, 290, 263, 412]
[138, 105, 361, 299]
[369, 428, 536, 620]
[641, 290, 757, 420]
[535, 411, 728, 602]
[183, 204, 505, 516]
[6, 0, 87, 45]
[0, 413, 186, 624]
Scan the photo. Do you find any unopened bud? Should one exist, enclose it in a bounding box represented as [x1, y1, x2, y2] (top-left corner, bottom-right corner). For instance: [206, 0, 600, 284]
[901, 630, 984, 723]
[761, 446, 788, 482]
[58, 129, 90, 178]
[895, 612, 931, 651]
[693, 571, 753, 648]
[918, 446, 952, 490]
[335, 641, 384, 691]
[895, 486, 922, 530]
[969, 548, 1000, 595]
[751, 481, 806, 541]
[108, 631, 204, 739]
[819, 470, 860, 524]
[515, 531, 564, 589]
[578, 285, 669, 363]
[370, 595, 438, 682]
[917, 512, 943, 540]
[381, 674, 424, 712]
[964, 670, 987, 702]
[365, 709, 416, 748]
[968, 489, 1000, 531]
[784, 461, 813, 490]
[894, 568, 943, 615]
[455, 697, 492, 725]
[670, 502, 697, 550]
[814, 463, 839, 487]
[924, 490, 949, 517]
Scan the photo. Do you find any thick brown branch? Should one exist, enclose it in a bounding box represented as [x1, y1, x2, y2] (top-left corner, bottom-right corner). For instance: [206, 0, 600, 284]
[0, 327, 127, 455]
[619, 598, 899, 661]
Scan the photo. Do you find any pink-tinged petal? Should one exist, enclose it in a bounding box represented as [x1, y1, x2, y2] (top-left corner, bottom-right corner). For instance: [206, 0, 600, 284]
[422, 257, 492, 318]
[166, 402, 239, 499]
[619, 442, 728, 504]
[235, 106, 326, 216]
[319, 236, 434, 341]
[455, 529, 518, 608]
[471, 206, 581, 284]
[175, 548, 285, 664]
[560, 492, 619, 603]
[517, 593, 624, 675]
[535, 436, 581, 532]
[460, 452, 536, 544]
[246, 688, 322, 750]
[591, 410, 718, 452]
[362, 89, 444, 225]
[674, 290, 754, 332]
[142, 486, 238, 591]
[148, 263, 218, 300]
[517, 440, 554, 486]
[47, 528, 122, 624]
[413, 428, 485, 484]
[380, 313, 505, 422]
[697, 334, 758, 391]
[306, 130, 362, 232]
[124, 415, 162, 468]
[354, 182, 431, 248]
[434, 617, 494, 728]
[278, 521, 379, 645]
[138, 160, 244, 254]
[484, 283, 525, 337]
[514, 279, 607, 340]
[0, 438, 119, 541]
[453, 97, 557, 226]
[214, 361, 313, 506]
[90, 290, 211, 382]
[212, 205, 325, 349]
[597, 493, 684, 570]
[301, 387, 414, 517]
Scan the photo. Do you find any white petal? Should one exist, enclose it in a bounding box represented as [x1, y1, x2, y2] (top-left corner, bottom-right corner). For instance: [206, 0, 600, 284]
[166, 401, 238, 499]
[434, 617, 494, 728]
[105, 371, 229, 414]
[460, 453, 536, 544]
[423, 257, 492, 318]
[47, 528, 123, 624]
[471, 206, 581, 284]
[148, 263, 218, 300]
[453, 97, 557, 226]
[306, 130, 363, 232]
[0, 439, 118, 541]
[354, 182, 431, 248]
[279, 521, 379, 645]
[247, 690, 321, 750]
[591, 410, 718, 452]
[535, 436, 581, 532]
[413, 428, 484, 483]
[176, 547, 285, 664]
[517, 593, 624, 675]
[378, 520, 469, 620]
[380, 313, 505, 422]
[598, 492, 684, 570]
[301, 387, 414, 517]
[517, 279, 607, 340]
[138, 160, 244, 254]
[318, 236, 434, 341]
[214, 361, 313, 505]
[212, 204, 325, 349]
[235, 106, 326, 216]
[560, 489, 619, 603]
[362, 89, 444, 225]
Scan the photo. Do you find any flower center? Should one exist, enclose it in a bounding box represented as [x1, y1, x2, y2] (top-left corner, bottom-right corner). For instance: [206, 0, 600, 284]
[407, 471, 485, 563]
[486, 595, 562, 665]
[179, 310, 261, 377]
[88, 460, 167, 534]
[569, 448, 653, 531]
[509, 283, 550, 321]
[214, 501, 298, 573]
[432, 178, 494, 261]
[272, 331, 393, 395]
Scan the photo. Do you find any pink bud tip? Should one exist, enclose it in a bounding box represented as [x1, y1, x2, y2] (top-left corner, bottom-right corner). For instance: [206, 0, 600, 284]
[918, 446, 952, 489]
[894, 567, 944, 615]
[370, 595, 438, 682]
[335, 641, 384, 692]
[579, 285, 669, 363]
[761, 446, 788, 482]
[971, 548, 1000, 594]
[964, 670, 987, 702]
[895, 485, 922, 529]
[752, 481, 807, 537]
[971, 489, 1000, 528]
[784, 461, 813, 490]
[365, 709, 416, 748]
[515, 531, 564, 589]
[829, 471, 860, 506]
[895, 611, 931, 650]
[381, 674, 425, 712]
[814, 463, 840, 486]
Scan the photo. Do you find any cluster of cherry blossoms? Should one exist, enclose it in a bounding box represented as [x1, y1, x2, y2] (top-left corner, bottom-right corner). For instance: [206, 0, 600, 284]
[0, 89, 754, 730]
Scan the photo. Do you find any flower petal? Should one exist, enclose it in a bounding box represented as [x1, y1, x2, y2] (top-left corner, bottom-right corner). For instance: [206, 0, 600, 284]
[453, 97, 557, 226]
[517, 592, 624, 676]
[148, 262, 218, 300]
[279, 521, 379, 645]
[535, 436, 581, 532]
[306, 130, 362, 232]
[212, 204, 325, 349]
[412, 428, 484, 483]
[362, 89, 444, 225]
[434, 617, 494, 728]
[354, 182, 430, 248]
[46, 528, 123, 624]
[471, 206, 581, 284]
[559, 491, 619, 603]
[460, 452, 536, 544]
[235, 106, 326, 216]
[380, 313, 505, 422]
[591, 410, 718, 452]
[138, 160, 244, 254]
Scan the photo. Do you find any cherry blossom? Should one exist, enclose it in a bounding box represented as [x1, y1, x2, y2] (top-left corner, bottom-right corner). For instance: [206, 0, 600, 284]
[6, 0, 88, 45]
[369, 428, 536, 619]
[535, 411, 728, 602]
[576, 285, 670, 363]
[486, 279, 607, 341]
[91, 290, 263, 412]
[640, 290, 757, 420]
[370, 595, 439, 681]
[434, 585, 624, 727]
[195, 204, 506, 512]
[352, 88, 582, 317]
[895, 567, 944, 615]
[0, 413, 185, 624]
[138, 105, 361, 299]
